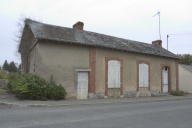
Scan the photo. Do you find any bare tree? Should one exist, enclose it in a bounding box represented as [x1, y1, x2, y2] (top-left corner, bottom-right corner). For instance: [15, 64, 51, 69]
[14, 14, 28, 61]
[14, 15, 40, 69]
[14, 15, 41, 73]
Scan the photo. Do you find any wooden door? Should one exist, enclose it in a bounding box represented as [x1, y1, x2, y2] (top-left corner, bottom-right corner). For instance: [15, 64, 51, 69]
[162, 67, 168, 93]
[77, 72, 88, 99]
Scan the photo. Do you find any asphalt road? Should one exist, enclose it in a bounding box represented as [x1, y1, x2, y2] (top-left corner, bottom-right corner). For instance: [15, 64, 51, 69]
[0, 99, 192, 128]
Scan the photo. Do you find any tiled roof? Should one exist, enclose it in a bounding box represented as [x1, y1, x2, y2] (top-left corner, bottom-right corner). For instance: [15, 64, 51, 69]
[180, 64, 192, 73]
[25, 19, 178, 59]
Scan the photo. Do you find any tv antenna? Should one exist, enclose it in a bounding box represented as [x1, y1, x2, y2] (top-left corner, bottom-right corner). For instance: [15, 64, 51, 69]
[153, 11, 161, 40]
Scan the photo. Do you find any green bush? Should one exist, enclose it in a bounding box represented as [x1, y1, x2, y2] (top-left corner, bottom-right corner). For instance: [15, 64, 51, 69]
[47, 84, 66, 100]
[8, 74, 66, 100]
[170, 90, 184, 96]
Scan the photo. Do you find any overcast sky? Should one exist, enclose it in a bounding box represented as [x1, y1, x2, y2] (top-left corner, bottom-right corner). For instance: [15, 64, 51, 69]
[0, 0, 192, 66]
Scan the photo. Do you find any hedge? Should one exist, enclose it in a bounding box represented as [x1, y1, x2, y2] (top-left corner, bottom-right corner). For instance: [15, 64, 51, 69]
[8, 74, 66, 100]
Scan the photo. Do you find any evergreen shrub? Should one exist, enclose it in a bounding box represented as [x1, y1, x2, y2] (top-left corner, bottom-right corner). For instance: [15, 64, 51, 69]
[8, 74, 66, 100]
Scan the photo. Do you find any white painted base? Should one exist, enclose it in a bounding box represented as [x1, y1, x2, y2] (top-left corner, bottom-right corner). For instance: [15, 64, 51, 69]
[104, 96, 108, 98]
[136, 92, 140, 97]
[88, 93, 95, 99]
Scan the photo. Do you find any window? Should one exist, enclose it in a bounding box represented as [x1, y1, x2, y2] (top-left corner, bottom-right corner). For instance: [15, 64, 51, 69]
[139, 63, 149, 87]
[162, 66, 168, 87]
[164, 67, 168, 71]
[108, 60, 121, 88]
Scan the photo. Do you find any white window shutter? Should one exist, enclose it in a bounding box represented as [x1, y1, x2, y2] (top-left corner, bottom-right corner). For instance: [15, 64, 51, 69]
[139, 63, 149, 87]
[108, 60, 120, 88]
[108, 61, 114, 88]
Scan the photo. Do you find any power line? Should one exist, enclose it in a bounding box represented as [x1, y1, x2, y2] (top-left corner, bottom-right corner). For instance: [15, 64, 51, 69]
[168, 33, 192, 36]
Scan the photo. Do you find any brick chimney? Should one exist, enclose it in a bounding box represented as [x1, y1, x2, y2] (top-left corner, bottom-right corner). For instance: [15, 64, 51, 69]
[73, 21, 84, 30]
[152, 40, 162, 47]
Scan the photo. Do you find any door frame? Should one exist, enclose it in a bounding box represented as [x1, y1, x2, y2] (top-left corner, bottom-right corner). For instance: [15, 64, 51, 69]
[136, 61, 150, 91]
[105, 57, 123, 97]
[75, 69, 91, 99]
[161, 65, 171, 93]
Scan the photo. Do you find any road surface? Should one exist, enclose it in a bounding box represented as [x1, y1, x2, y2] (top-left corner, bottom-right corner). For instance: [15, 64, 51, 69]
[0, 99, 192, 128]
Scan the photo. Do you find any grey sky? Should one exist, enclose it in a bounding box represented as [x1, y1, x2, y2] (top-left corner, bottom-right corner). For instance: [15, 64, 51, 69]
[0, 0, 192, 66]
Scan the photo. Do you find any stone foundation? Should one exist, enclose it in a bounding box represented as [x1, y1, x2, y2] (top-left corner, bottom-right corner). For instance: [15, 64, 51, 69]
[95, 92, 105, 99]
[88, 90, 168, 99]
[108, 88, 120, 98]
[124, 91, 137, 98]
[137, 91, 151, 97]
[150, 91, 169, 97]
[87, 92, 105, 99]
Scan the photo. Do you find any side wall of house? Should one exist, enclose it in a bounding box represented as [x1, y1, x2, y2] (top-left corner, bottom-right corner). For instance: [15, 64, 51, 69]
[179, 65, 192, 93]
[32, 41, 90, 99]
[28, 45, 37, 73]
[20, 26, 37, 73]
[95, 48, 178, 97]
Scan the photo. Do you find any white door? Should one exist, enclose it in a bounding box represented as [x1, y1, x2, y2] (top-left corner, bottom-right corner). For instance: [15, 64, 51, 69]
[77, 72, 88, 99]
[139, 64, 149, 87]
[162, 67, 168, 93]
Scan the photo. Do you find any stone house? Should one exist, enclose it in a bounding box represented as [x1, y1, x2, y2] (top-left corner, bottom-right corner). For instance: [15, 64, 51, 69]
[19, 19, 179, 99]
[179, 64, 192, 93]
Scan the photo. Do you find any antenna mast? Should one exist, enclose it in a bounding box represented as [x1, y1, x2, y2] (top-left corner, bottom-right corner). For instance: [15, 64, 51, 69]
[153, 11, 161, 40]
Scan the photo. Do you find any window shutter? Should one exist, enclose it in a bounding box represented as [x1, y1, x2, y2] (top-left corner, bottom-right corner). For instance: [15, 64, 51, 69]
[108, 61, 114, 88]
[139, 63, 149, 87]
[108, 60, 120, 88]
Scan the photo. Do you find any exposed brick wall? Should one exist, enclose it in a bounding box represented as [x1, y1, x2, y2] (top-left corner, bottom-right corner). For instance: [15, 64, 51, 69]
[89, 47, 96, 93]
[73, 21, 84, 30]
[175, 60, 179, 91]
[105, 57, 123, 96]
[160, 64, 171, 92]
[136, 61, 150, 91]
[152, 40, 162, 47]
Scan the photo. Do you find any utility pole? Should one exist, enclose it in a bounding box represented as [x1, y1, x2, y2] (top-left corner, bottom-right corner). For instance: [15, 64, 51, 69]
[166, 33, 192, 50]
[167, 35, 169, 50]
